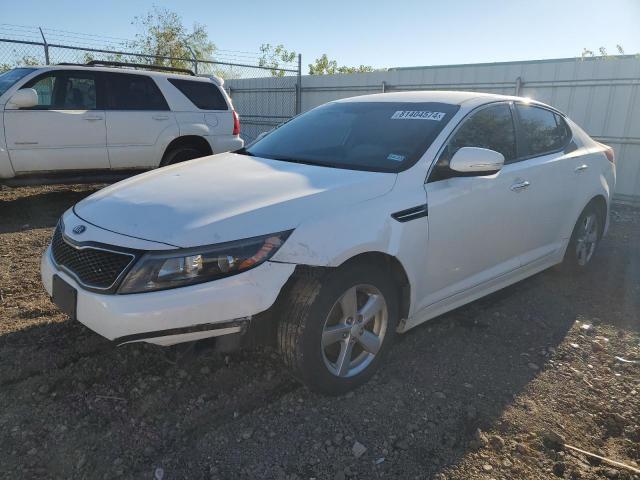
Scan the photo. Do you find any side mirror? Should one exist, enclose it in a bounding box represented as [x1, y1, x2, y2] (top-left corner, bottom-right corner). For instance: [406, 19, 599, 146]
[449, 147, 504, 175]
[8, 88, 38, 109]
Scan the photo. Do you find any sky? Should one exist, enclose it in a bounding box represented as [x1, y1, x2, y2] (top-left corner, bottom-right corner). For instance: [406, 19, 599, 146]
[1, 0, 639, 70]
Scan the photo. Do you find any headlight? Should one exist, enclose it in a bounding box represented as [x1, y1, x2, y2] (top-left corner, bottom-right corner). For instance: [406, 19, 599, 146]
[118, 230, 292, 294]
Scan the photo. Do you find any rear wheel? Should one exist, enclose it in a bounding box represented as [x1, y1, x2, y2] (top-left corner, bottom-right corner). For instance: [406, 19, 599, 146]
[561, 204, 603, 272]
[160, 145, 205, 166]
[277, 263, 398, 395]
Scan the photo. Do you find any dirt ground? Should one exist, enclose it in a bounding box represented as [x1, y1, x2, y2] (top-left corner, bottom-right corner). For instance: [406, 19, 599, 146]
[0, 184, 638, 480]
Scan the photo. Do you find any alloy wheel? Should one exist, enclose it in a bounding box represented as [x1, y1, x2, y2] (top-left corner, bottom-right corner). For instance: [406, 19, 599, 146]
[575, 213, 599, 266]
[321, 284, 388, 378]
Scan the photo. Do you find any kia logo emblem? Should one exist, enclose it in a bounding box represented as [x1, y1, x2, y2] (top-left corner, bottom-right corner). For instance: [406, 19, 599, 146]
[72, 225, 86, 234]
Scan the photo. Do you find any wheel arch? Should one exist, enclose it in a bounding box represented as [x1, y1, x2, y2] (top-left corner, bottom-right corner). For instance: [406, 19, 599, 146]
[162, 135, 213, 163]
[584, 194, 608, 237]
[337, 251, 412, 322]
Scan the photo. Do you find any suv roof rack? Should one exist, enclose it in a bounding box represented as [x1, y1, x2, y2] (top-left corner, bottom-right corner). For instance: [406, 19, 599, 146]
[56, 60, 196, 76]
[86, 60, 196, 76]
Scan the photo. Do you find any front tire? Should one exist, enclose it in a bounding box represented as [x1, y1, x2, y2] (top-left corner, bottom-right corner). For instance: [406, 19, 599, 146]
[277, 263, 398, 395]
[561, 203, 603, 273]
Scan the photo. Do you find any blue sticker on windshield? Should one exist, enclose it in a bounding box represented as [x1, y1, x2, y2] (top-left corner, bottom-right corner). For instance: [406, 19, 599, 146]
[387, 153, 405, 162]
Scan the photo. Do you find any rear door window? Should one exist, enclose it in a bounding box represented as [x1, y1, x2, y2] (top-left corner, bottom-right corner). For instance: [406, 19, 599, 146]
[105, 73, 169, 110]
[168, 78, 228, 110]
[516, 104, 571, 156]
[60, 73, 97, 110]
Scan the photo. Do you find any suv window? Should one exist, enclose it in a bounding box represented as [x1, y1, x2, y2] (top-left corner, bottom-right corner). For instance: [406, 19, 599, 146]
[105, 73, 169, 110]
[516, 104, 571, 156]
[24, 71, 98, 110]
[168, 78, 228, 110]
[27, 73, 57, 108]
[429, 103, 516, 181]
[62, 75, 97, 109]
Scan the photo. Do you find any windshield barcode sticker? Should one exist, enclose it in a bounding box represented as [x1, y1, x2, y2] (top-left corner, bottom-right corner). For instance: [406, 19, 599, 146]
[391, 111, 446, 121]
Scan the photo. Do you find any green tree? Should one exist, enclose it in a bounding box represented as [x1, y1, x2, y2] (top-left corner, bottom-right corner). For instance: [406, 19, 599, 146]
[83, 52, 125, 65]
[1, 55, 40, 72]
[258, 44, 297, 77]
[308, 54, 374, 74]
[129, 6, 215, 69]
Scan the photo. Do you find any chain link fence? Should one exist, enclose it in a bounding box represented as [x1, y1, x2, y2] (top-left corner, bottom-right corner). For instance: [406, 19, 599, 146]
[0, 34, 301, 144]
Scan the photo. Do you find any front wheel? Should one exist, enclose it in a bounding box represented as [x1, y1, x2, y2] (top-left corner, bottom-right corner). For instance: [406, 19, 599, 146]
[277, 263, 398, 395]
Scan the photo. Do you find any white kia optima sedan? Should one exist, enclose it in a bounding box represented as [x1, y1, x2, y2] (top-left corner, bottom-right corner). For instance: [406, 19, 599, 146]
[41, 91, 615, 394]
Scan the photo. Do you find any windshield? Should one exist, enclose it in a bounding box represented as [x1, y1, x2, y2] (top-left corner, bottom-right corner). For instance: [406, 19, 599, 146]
[0, 68, 37, 99]
[246, 101, 460, 172]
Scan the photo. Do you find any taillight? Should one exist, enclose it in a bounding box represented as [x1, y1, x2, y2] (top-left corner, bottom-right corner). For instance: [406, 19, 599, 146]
[597, 142, 614, 163]
[604, 147, 615, 164]
[232, 111, 240, 136]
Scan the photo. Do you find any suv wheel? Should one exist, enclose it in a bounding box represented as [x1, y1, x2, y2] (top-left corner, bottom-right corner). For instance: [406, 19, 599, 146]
[277, 263, 398, 395]
[161, 145, 204, 166]
[561, 203, 602, 272]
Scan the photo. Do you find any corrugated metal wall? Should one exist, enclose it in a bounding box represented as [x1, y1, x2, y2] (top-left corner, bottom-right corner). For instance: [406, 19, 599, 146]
[228, 55, 640, 201]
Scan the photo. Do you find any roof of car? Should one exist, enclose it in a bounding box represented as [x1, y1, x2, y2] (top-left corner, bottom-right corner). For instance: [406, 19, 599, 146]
[336, 90, 549, 109]
[26, 65, 221, 84]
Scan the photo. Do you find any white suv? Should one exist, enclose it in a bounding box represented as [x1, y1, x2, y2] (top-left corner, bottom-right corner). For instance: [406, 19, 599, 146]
[41, 91, 615, 394]
[0, 63, 243, 183]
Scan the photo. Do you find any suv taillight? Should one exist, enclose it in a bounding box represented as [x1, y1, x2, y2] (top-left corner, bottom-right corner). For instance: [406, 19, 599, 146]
[604, 146, 615, 164]
[597, 142, 614, 163]
[232, 111, 240, 136]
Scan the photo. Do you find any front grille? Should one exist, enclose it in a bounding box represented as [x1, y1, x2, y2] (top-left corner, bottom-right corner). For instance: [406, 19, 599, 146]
[51, 224, 136, 290]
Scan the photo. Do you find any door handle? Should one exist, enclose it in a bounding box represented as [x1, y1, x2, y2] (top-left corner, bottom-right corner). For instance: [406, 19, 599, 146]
[574, 164, 589, 173]
[510, 180, 530, 192]
[152, 114, 170, 121]
[83, 115, 104, 121]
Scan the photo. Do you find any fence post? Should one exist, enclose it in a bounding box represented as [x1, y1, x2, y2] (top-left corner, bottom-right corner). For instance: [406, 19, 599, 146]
[39, 27, 50, 65]
[515, 76, 523, 96]
[295, 53, 302, 114]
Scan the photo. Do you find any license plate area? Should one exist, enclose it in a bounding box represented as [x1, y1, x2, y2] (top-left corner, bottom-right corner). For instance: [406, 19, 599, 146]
[52, 275, 77, 321]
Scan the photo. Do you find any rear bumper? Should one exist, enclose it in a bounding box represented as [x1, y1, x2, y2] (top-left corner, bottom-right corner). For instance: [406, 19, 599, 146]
[210, 135, 243, 154]
[41, 246, 295, 345]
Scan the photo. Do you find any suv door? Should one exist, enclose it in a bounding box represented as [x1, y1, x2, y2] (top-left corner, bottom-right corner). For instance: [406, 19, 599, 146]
[103, 73, 177, 169]
[418, 102, 526, 310]
[4, 70, 109, 173]
[512, 103, 574, 265]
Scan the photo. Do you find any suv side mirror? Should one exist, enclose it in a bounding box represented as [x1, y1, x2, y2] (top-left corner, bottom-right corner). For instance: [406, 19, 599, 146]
[449, 147, 504, 175]
[8, 88, 38, 109]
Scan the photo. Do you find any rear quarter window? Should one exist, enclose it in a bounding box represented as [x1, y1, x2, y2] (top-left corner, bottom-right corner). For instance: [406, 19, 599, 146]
[168, 79, 228, 110]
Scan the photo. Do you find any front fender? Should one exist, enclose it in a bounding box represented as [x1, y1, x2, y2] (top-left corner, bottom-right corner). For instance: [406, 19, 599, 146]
[273, 188, 429, 317]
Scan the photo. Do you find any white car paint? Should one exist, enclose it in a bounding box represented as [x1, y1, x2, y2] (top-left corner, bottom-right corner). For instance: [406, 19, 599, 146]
[41, 91, 615, 346]
[73, 153, 397, 247]
[0, 65, 243, 179]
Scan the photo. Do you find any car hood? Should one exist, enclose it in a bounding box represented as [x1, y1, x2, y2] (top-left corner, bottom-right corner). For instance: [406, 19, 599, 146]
[74, 152, 397, 248]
